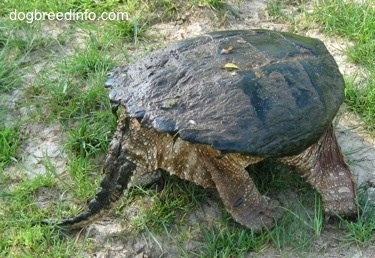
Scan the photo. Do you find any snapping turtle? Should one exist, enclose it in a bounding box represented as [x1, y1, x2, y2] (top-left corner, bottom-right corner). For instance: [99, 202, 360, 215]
[60, 29, 357, 230]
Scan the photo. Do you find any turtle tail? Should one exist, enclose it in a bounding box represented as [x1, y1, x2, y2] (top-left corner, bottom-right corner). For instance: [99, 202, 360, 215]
[58, 120, 135, 229]
[58, 161, 135, 229]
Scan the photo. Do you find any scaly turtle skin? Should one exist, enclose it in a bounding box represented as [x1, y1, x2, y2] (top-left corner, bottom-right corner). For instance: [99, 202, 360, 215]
[59, 30, 357, 231]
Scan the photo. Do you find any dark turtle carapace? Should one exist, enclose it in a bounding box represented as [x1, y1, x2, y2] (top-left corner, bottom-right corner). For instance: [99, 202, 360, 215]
[59, 30, 357, 231]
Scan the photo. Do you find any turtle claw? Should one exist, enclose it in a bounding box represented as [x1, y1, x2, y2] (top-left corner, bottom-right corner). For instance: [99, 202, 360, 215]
[230, 196, 282, 231]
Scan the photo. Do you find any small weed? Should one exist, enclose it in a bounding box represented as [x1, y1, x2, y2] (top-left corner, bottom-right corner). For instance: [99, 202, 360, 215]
[66, 33, 115, 78]
[0, 57, 20, 93]
[345, 74, 375, 131]
[65, 114, 115, 157]
[248, 160, 315, 195]
[0, 23, 9, 48]
[268, 193, 323, 252]
[266, 0, 306, 21]
[340, 185, 375, 244]
[109, 19, 148, 42]
[0, 37, 21, 93]
[65, 155, 102, 200]
[198, 0, 225, 9]
[125, 174, 210, 233]
[149, 0, 179, 15]
[199, 225, 268, 257]
[267, 0, 287, 19]
[0, 125, 21, 167]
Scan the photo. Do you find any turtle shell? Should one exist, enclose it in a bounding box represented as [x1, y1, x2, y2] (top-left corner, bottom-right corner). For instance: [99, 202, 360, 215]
[105, 29, 345, 157]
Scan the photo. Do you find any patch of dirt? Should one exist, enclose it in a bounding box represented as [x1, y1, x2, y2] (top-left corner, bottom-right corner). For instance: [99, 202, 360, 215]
[3, 0, 375, 257]
[83, 196, 224, 258]
[7, 122, 67, 179]
[1, 90, 67, 182]
[336, 110, 375, 185]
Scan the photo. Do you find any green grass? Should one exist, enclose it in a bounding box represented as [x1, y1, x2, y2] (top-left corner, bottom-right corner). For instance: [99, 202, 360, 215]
[0, 0, 374, 257]
[199, 224, 268, 257]
[266, 0, 292, 21]
[0, 21, 24, 93]
[340, 185, 375, 244]
[0, 125, 21, 169]
[345, 75, 375, 131]
[310, 0, 375, 132]
[266, 0, 307, 22]
[121, 174, 211, 232]
[65, 34, 116, 78]
[0, 46, 21, 93]
[0, 171, 92, 256]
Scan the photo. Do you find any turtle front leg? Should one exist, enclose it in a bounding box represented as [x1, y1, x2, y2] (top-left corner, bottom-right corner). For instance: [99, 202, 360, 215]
[58, 137, 136, 229]
[281, 125, 357, 217]
[206, 152, 281, 231]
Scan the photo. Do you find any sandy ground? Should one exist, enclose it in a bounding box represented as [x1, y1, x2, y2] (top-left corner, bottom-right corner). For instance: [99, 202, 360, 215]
[3, 0, 375, 257]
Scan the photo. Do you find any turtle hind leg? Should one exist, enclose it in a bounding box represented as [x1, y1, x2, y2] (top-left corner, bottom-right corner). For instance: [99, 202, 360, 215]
[281, 125, 357, 217]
